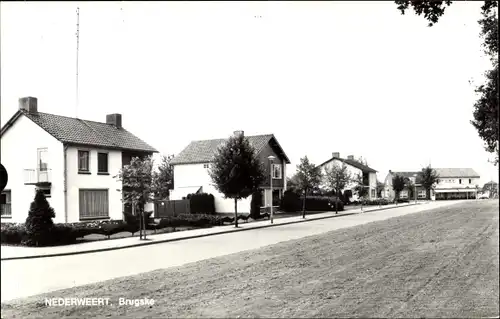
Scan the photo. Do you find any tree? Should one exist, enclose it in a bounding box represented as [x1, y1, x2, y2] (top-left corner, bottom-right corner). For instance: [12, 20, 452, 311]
[405, 177, 415, 200]
[153, 154, 174, 200]
[324, 162, 352, 214]
[208, 133, 265, 227]
[419, 165, 439, 200]
[115, 156, 156, 240]
[392, 175, 406, 203]
[353, 173, 369, 210]
[295, 156, 323, 218]
[286, 175, 300, 193]
[395, 1, 499, 165]
[23, 189, 55, 246]
[376, 180, 385, 198]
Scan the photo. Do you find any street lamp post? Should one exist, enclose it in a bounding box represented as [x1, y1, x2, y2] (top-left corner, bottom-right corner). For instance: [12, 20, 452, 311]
[268, 155, 275, 224]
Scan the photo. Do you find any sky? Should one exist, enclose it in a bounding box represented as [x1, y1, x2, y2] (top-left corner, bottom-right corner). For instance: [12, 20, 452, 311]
[1, 1, 498, 186]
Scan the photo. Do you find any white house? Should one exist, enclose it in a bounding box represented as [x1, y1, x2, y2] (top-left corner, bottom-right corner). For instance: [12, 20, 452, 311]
[382, 168, 480, 201]
[317, 152, 378, 201]
[169, 131, 291, 214]
[0, 96, 158, 223]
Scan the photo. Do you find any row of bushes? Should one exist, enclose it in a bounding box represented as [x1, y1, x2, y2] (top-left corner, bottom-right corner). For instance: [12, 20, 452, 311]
[280, 191, 345, 213]
[1, 212, 251, 246]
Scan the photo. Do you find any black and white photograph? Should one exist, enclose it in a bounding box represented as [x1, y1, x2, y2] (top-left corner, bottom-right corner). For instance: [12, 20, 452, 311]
[0, 1, 498, 318]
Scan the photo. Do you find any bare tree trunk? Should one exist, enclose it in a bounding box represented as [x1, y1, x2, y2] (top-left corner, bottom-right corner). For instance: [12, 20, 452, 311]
[234, 198, 238, 228]
[335, 189, 338, 214]
[142, 210, 147, 240]
[302, 190, 307, 219]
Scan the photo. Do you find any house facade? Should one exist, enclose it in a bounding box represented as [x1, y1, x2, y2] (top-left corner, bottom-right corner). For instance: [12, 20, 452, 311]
[383, 168, 480, 201]
[317, 153, 378, 201]
[382, 171, 427, 200]
[0, 97, 157, 223]
[169, 131, 290, 214]
[433, 168, 480, 200]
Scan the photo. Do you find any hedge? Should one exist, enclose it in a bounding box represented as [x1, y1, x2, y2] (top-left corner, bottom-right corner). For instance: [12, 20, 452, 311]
[186, 193, 216, 214]
[0, 212, 240, 246]
[280, 192, 344, 212]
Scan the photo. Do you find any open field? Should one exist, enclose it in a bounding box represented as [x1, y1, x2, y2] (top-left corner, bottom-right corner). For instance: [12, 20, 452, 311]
[1, 200, 498, 318]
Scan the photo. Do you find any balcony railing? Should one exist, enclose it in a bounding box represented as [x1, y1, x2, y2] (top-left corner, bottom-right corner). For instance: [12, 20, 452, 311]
[24, 169, 52, 185]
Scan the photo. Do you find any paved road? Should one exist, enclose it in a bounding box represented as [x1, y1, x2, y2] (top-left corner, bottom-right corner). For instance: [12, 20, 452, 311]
[1, 201, 461, 302]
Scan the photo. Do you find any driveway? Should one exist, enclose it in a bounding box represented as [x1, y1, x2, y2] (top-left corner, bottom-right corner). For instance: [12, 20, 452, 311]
[1, 200, 461, 302]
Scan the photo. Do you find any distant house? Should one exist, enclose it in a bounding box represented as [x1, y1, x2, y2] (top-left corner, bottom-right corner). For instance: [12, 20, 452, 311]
[317, 153, 378, 201]
[433, 168, 480, 200]
[169, 131, 291, 214]
[0, 97, 158, 223]
[383, 168, 481, 200]
[382, 171, 425, 200]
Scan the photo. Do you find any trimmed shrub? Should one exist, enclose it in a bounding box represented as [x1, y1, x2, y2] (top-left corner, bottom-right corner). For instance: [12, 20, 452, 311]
[1, 223, 26, 245]
[23, 190, 56, 246]
[187, 193, 216, 214]
[250, 191, 262, 219]
[280, 190, 301, 212]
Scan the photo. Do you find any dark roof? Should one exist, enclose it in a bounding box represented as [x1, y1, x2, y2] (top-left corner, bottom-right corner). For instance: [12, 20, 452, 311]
[389, 171, 423, 183]
[1, 110, 158, 153]
[319, 156, 377, 173]
[170, 134, 291, 165]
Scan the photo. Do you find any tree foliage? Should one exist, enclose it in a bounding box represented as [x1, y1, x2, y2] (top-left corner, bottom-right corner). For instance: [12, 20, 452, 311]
[324, 162, 352, 213]
[395, 0, 499, 165]
[295, 156, 323, 218]
[419, 165, 440, 199]
[376, 180, 385, 197]
[208, 133, 265, 227]
[354, 173, 369, 201]
[404, 177, 415, 200]
[153, 154, 174, 200]
[115, 156, 156, 239]
[23, 189, 55, 246]
[392, 175, 406, 201]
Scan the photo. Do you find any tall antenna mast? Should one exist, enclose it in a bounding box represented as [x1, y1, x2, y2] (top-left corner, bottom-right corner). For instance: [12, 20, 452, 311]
[76, 7, 80, 118]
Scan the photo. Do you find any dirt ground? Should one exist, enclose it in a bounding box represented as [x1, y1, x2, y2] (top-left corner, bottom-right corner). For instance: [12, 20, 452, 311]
[1, 200, 498, 318]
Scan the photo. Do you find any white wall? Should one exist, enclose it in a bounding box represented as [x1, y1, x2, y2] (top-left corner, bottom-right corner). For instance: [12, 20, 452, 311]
[436, 177, 480, 189]
[66, 147, 123, 222]
[322, 159, 379, 199]
[1, 115, 64, 223]
[171, 163, 252, 213]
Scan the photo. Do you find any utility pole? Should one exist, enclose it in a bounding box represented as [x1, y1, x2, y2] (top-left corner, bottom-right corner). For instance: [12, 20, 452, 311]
[75, 7, 80, 119]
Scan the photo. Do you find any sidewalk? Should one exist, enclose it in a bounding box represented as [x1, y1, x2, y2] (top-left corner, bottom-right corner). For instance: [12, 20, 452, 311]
[1, 202, 425, 261]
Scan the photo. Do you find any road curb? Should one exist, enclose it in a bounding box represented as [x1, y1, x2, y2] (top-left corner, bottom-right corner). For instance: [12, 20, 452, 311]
[1, 203, 422, 261]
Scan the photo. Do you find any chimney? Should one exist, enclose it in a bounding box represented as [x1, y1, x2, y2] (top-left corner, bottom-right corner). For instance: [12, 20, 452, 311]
[332, 152, 340, 158]
[233, 130, 244, 137]
[19, 97, 38, 114]
[106, 113, 122, 128]
[347, 155, 354, 160]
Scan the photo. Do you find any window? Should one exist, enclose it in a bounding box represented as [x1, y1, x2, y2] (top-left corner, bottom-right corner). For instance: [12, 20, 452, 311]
[469, 179, 472, 184]
[418, 190, 426, 198]
[437, 179, 440, 184]
[78, 150, 90, 172]
[98, 153, 109, 174]
[459, 179, 462, 184]
[371, 189, 376, 198]
[272, 164, 282, 179]
[1, 191, 11, 217]
[79, 189, 109, 219]
[203, 163, 210, 169]
[37, 148, 48, 171]
[400, 190, 408, 198]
